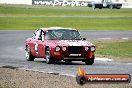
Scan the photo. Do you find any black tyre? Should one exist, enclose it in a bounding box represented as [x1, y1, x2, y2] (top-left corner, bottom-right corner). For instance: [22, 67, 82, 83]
[25, 47, 35, 61]
[85, 55, 94, 65]
[116, 7, 121, 9]
[45, 48, 54, 64]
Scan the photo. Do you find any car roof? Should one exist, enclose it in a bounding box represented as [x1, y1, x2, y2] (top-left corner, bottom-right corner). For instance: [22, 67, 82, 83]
[40, 27, 77, 31]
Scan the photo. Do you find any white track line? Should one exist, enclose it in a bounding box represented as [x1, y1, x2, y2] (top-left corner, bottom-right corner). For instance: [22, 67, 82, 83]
[95, 58, 114, 62]
[97, 38, 112, 40]
[97, 37, 130, 40]
[122, 37, 129, 40]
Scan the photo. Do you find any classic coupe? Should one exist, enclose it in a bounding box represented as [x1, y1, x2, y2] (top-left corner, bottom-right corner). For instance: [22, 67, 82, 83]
[25, 27, 96, 65]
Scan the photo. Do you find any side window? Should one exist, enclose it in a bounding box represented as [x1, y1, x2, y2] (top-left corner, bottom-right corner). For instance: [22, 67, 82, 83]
[32, 32, 36, 39]
[35, 29, 42, 40]
[41, 31, 45, 41]
[45, 31, 50, 40]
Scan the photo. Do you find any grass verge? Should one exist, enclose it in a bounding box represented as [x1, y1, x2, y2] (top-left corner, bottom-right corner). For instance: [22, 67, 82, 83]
[0, 5, 132, 17]
[0, 17, 131, 30]
[0, 5, 132, 30]
[94, 40, 132, 62]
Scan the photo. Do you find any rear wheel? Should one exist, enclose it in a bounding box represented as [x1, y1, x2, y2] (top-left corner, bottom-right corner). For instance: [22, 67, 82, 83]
[25, 47, 35, 61]
[85, 55, 94, 65]
[45, 48, 54, 64]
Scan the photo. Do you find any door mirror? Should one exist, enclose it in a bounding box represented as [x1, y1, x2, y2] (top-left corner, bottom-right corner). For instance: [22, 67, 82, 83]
[42, 32, 44, 42]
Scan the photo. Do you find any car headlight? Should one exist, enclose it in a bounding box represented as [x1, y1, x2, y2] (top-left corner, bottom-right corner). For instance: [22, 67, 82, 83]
[55, 46, 61, 51]
[85, 46, 89, 51]
[62, 46, 67, 51]
[90, 47, 95, 51]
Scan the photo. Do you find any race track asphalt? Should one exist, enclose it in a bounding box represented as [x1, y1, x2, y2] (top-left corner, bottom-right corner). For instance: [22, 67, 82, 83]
[0, 30, 132, 78]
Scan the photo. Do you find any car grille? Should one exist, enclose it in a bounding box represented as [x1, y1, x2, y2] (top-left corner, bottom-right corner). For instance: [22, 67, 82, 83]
[68, 46, 83, 54]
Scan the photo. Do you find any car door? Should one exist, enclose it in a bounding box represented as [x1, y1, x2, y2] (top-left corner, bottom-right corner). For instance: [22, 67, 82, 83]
[30, 31, 40, 57]
[37, 31, 46, 57]
[32, 29, 46, 58]
[32, 29, 41, 57]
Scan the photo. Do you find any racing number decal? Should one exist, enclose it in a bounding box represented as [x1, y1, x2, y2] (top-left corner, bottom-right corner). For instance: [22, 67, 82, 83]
[35, 43, 38, 54]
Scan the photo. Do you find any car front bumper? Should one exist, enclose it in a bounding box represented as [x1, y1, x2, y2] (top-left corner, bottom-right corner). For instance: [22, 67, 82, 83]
[52, 51, 95, 61]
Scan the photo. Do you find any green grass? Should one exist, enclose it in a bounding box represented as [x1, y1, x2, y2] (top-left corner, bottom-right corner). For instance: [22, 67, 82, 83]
[95, 40, 132, 58]
[0, 17, 131, 30]
[0, 5, 132, 30]
[0, 5, 132, 17]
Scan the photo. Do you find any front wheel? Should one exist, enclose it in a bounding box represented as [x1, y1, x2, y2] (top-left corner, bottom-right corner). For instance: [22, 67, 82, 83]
[25, 47, 35, 61]
[45, 48, 54, 64]
[85, 55, 94, 65]
[116, 7, 121, 9]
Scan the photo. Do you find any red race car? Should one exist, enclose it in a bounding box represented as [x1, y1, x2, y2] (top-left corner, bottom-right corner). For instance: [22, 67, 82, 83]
[25, 27, 96, 65]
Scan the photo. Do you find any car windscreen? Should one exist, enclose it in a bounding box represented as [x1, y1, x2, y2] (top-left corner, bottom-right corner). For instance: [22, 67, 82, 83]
[45, 29, 82, 40]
